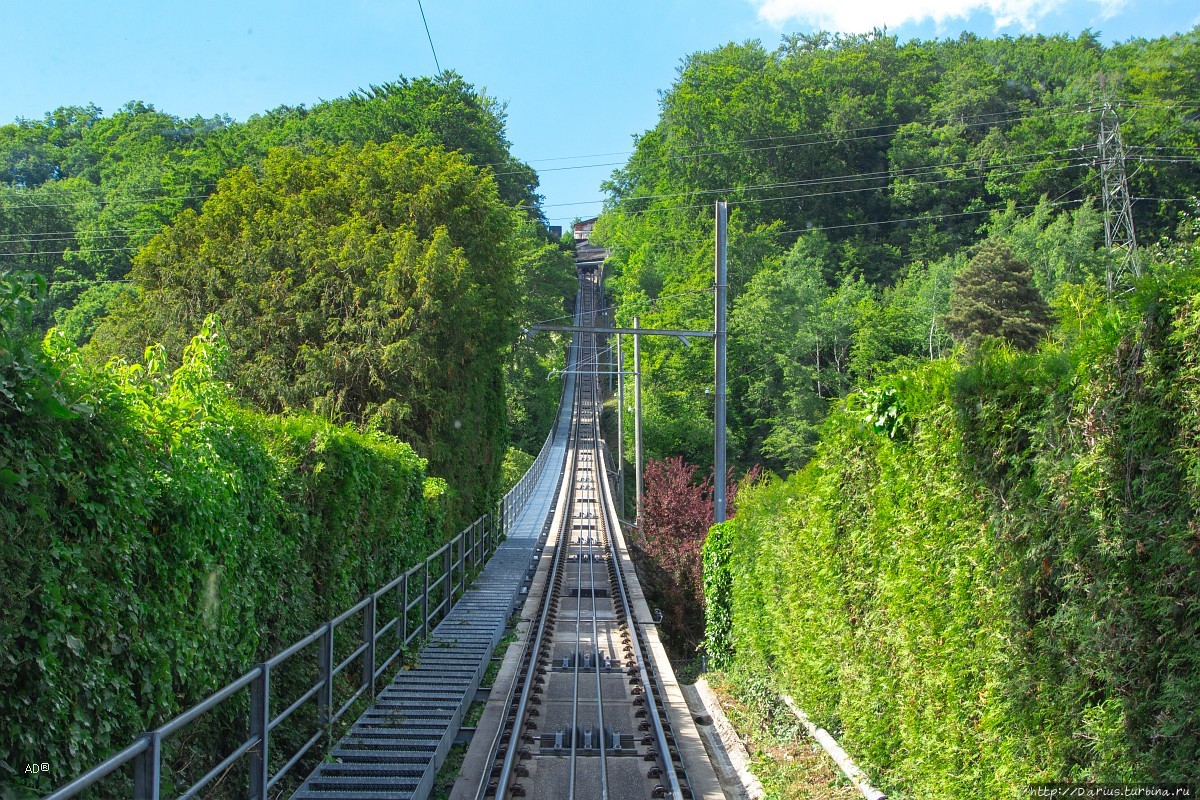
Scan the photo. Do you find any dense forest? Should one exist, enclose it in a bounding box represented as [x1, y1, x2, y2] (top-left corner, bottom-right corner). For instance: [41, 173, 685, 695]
[597, 28, 1200, 473]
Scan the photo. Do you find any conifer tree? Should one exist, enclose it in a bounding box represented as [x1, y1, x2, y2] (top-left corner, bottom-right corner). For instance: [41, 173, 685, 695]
[943, 239, 1052, 350]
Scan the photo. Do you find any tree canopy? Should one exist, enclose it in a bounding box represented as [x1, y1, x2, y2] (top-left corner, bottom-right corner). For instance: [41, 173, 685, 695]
[89, 139, 522, 525]
[595, 27, 1200, 475]
[2, 71, 576, 522]
[0, 73, 541, 338]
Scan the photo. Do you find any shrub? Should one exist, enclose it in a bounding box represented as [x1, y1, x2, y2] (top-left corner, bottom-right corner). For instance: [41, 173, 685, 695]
[88, 139, 520, 528]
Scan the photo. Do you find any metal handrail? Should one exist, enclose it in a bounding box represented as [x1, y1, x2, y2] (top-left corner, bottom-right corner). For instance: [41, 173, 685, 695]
[42, 412, 563, 800]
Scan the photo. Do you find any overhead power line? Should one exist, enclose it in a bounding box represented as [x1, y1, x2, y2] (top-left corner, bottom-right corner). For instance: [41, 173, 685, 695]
[486, 99, 1199, 170]
[0, 246, 139, 258]
[8, 152, 1086, 241]
[483, 106, 1087, 170]
[0, 227, 164, 244]
[0, 192, 213, 211]
[488, 99, 1199, 178]
[607, 194, 1195, 253]
[487, 106, 1094, 178]
[1, 101, 1193, 215]
[10, 150, 1196, 246]
[530, 144, 1102, 212]
[415, 0, 442, 75]
[4, 197, 1194, 261]
[537, 160, 1094, 225]
[534, 148, 1104, 223]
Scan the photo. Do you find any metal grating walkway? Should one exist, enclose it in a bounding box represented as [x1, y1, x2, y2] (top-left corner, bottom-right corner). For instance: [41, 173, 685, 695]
[292, 376, 573, 800]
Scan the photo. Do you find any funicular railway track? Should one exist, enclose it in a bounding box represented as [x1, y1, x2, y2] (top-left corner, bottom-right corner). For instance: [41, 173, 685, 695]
[39, 254, 705, 800]
[472, 270, 690, 800]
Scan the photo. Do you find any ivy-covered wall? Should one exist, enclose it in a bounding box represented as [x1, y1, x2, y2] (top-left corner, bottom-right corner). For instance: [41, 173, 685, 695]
[704, 257, 1200, 795]
[1, 304, 446, 796]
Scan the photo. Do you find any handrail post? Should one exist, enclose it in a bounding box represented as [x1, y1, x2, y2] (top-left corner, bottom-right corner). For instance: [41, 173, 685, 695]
[249, 664, 270, 800]
[444, 546, 452, 614]
[401, 575, 409, 655]
[456, 535, 463, 595]
[447, 538, 454, 605]
[457, 533, 461, 587]
[422, 559, 430, 639]
[363, 594, 377, 698]
[132, 732, 161, 800]
[465, 522, 475, 573]
[318, 622, 334, 734]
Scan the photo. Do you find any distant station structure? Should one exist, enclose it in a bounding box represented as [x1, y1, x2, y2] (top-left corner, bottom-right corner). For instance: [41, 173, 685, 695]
[573, 217, 604, 274]
[573, 216, 598, 242]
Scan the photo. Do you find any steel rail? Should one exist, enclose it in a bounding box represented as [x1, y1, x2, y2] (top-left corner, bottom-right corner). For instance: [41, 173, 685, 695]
[581, 281, 611, 800]
[595, 396, 686, 800]
[587, 402, 610, 800]
[483, 267, 687, 800]
[568, 415, 584, 800]
[489, 287, 588, 800]
[568, 275, 597, 800]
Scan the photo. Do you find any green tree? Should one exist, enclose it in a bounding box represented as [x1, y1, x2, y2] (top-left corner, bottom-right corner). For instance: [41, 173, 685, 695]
[505, 217, 574, 454]
[89, 139, 518, 525]
[943, 239, 1052, 350]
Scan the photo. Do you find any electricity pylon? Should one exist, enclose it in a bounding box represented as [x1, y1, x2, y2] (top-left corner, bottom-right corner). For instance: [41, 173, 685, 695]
[1096, 101, 1141, 296]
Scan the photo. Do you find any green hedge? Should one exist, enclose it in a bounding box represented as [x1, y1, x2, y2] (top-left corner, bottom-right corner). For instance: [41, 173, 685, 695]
[704, 263, 1200, 795]
[1, 311, 445, 796]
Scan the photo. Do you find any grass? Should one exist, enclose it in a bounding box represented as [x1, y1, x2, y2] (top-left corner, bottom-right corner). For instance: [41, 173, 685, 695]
[464, 700, 486, 728]
[482, 625, 519, 688]
[482, 658, 502, 688]
[704, 670, 860, 800]
[430, 742, 469, 800]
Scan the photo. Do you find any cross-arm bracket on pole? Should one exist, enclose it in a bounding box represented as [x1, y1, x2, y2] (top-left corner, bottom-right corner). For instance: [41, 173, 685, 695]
[524, 324, 714, 340]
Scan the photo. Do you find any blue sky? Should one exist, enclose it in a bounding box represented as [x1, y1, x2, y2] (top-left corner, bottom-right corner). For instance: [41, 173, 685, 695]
[3, 0, 1198, 222]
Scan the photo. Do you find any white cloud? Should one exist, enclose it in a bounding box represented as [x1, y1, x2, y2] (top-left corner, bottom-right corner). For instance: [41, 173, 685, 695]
[751, 0, 1127, 34]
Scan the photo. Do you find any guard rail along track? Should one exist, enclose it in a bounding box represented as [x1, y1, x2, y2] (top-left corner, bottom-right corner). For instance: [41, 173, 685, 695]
[471, 269, 692, 800]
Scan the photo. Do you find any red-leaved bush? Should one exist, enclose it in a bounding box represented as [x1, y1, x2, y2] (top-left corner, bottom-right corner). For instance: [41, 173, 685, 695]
[635, 457, 759, 655]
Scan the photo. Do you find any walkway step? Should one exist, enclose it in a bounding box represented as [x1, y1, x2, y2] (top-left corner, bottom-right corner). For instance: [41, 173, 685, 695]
[292, 418, 567, 800]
